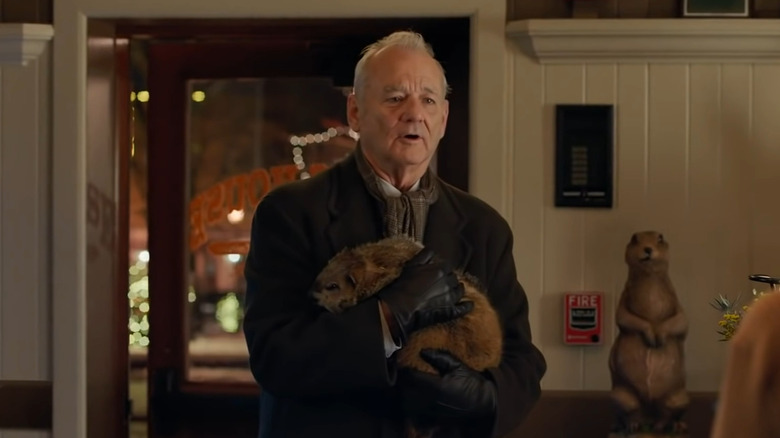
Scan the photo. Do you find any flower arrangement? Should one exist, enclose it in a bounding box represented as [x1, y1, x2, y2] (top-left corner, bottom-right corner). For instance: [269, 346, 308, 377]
[711, 291, 760, 341]
[711, 274, 779, 341]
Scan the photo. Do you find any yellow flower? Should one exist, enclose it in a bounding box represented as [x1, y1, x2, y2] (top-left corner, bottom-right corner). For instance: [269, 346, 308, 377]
[711, 288, 771, 341]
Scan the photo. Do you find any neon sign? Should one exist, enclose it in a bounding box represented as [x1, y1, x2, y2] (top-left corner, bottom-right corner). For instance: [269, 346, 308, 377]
[189, 162, 328, 253]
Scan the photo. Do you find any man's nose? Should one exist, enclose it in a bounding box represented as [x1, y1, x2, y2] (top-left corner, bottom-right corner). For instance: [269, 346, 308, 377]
[401, 99, 424, 122]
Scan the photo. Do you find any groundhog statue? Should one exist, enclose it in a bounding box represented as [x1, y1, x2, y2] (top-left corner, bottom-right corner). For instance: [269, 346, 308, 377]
[311, 236, 503, 438]
[608, 231, 689, 435]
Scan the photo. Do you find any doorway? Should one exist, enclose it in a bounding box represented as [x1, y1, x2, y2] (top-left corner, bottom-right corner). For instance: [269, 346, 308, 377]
[113, 17, 470, 437]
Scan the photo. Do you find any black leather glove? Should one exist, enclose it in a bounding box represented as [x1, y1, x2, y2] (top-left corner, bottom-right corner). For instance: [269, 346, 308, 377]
[399, 349, 498, 420]
[377, 248, 473, 343]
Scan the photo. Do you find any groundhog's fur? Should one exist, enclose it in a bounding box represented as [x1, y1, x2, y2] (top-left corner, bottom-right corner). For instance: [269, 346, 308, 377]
[608, 231, 689, 434]
[312, 236, 503, 438]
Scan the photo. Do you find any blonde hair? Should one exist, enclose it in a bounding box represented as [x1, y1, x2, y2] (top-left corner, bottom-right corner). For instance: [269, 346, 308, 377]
[352, 30, 450, 98]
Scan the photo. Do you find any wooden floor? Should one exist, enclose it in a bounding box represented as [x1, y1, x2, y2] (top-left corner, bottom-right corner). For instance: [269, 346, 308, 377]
[509, 391, 717, 438]
[127, 390, 717, 438]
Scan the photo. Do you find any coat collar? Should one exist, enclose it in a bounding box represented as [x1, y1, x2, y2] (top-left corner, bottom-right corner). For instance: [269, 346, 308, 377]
[325, 153, 473, 270]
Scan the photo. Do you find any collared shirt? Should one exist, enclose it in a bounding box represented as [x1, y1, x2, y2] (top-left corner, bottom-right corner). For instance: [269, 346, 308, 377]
[376, 177, 421, 197]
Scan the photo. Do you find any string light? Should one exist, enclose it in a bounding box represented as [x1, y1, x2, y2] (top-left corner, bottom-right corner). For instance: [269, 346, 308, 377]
[128, 259, 150, 348]
[289, 126, 357, 180]
[289, 126, 358, 147]
[226, 254, 241, 263]
[226, 209, 244, 224]
[216, 293, 242, 333]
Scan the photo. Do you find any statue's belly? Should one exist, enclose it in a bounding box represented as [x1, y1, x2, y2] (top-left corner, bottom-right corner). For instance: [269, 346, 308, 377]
[612, 334, 684, 401]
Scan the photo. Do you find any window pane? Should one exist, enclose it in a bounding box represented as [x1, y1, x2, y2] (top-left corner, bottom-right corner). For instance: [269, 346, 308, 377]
[184, 77, 356, 383]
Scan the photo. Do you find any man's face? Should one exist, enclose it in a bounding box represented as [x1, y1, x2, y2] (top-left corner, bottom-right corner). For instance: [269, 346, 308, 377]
[347, 47, 449, 178]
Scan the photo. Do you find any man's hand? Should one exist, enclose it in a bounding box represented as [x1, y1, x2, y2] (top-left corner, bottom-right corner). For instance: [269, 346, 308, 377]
[377, 248, 473, 343]
[399, 349, 498, 420]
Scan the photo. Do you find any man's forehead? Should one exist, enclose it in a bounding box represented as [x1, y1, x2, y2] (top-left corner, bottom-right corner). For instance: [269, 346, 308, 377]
[381, 84, 441, 95]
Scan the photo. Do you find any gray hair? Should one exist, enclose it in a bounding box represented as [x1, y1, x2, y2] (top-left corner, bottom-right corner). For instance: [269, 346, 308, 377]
[352, 30, 450, 99]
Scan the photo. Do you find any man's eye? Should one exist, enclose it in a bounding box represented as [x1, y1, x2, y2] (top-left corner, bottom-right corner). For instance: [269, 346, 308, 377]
[387, 96, 402, 103]
[424, 97, 436, 104]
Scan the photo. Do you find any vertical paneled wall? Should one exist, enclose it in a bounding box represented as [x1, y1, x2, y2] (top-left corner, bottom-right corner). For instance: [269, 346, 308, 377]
[511, 51, 780, 391]
[0, 45, 52, 438]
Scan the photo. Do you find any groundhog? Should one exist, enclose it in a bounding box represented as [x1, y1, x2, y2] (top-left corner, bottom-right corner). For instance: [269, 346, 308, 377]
[311, 236, 503, 438]
[608, 231, 689, 435]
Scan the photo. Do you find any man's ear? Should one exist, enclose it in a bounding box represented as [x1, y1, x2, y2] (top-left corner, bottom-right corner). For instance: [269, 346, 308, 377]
[346, 92, 361, 133]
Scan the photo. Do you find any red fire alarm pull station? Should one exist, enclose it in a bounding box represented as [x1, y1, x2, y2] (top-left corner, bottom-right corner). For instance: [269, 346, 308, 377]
[564, 293, 603, 345]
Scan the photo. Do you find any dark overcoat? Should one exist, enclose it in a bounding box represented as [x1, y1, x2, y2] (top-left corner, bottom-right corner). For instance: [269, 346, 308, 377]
[243, 153, 546, 438]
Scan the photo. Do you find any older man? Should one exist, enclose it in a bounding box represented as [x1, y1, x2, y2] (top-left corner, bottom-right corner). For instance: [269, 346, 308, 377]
[243, 30, 546, 438]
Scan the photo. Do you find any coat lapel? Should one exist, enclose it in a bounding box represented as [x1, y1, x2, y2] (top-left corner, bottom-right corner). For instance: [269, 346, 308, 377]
[422, 182, 473, 271]
[324, 155, 384, 254]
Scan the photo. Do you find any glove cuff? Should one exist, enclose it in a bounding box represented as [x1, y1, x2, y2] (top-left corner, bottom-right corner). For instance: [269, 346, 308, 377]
[379, 299, 405, 342]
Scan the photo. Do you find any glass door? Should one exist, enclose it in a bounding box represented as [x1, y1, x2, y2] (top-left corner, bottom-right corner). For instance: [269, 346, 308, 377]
[184, 76, 357, 385]
[145, 40, 348, 437]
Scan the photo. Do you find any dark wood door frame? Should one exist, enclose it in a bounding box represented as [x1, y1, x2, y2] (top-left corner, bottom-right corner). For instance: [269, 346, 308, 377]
[85, 18, 132, 438]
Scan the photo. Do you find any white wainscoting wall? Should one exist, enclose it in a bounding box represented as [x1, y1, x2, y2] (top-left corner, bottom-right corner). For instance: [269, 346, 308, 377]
[508, 19, 780, 392]
[0, 23, 53, 438]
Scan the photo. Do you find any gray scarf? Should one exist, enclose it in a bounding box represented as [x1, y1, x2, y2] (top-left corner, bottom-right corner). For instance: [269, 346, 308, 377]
[354, 144, 439, 242]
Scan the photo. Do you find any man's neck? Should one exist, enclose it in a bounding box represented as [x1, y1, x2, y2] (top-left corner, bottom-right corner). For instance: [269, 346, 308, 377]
[376, 176, 420, 197]
[362, 155, 425, 192]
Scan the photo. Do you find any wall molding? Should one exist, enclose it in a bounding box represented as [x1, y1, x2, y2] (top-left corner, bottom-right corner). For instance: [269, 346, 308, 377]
[507, 19, 780, 64]
[0, 380, 52, 429]
[0, 23, 54, 66]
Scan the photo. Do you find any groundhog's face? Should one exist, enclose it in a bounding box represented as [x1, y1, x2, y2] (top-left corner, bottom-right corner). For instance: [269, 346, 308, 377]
[311, 251, 362, 313]
[625, 231, 669, 269]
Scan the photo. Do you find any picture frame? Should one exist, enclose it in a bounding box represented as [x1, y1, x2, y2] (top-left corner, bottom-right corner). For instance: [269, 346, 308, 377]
[683, 0, 750, 17]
